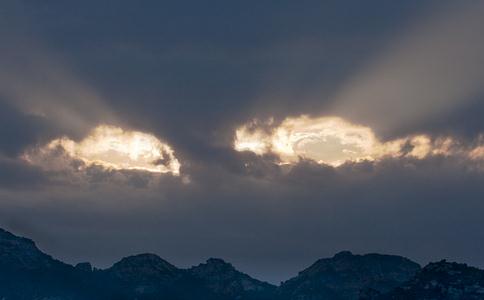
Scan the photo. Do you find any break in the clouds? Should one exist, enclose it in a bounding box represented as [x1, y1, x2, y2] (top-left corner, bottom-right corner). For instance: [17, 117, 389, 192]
[1, 0, 484, 284]
[24, 125, 181, 175]
[234, 115, 484, 167]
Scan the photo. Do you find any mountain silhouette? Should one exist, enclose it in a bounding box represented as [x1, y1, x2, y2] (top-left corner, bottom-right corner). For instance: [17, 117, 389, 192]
[1, 228, 483, 300]
[277, 251, 420, 300]
[361, 260, 484, 299]
[189, 258, 276, 299]
[0, 228, 95, 299]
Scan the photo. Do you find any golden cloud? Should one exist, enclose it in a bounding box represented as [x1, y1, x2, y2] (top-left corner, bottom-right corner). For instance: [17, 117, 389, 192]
[24, 125, 181, 175]
[234, 115, 481, 167]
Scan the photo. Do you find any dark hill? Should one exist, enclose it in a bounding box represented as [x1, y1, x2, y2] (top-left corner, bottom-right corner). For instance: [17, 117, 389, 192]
[363, 260, 484, 300]
[277, 251, 420, 300]
[189, 258, 276, 299]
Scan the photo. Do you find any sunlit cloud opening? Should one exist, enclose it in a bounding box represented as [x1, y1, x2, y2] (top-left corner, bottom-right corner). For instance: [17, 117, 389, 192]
[25, 125, 181, 175]
[234, 120, 273, 155]
[234, 116, 482, 167]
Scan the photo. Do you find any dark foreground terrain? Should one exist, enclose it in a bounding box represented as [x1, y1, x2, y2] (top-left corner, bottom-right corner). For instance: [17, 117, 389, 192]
[1, 228, 483, 300]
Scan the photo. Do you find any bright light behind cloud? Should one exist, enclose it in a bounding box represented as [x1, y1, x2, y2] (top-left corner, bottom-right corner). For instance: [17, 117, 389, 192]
[271, 117, 377, 166]
[26, 125, 181, 175]
[234, 116, 481, 167]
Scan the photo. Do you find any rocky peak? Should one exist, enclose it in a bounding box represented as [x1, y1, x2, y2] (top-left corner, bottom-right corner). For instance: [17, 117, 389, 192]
[107, 253, 179, 283]
[411, 260, 484, 286]
[279, 252, 420, 300]
[0, 228, 60, 270]
[190, 258, 276, 297]
[373, 260, 484, 299]
[193, 258, 237, 274]
[0, 228, 37, 253]
[207, 257, 231, 265]
[334, 250, 354, 258]
[301, 251, 419, 278]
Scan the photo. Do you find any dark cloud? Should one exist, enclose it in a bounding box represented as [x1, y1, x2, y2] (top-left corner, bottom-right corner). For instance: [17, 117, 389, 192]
[0, 157, 45, 189]
[0, 99, 58, 157]
[1, 151, 483, 283]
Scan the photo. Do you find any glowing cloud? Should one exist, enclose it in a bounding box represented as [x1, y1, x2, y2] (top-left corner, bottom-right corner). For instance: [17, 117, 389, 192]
[234, 115, 480, 167]
[26, 125, 181, 175]
[235, 116, 380, 166]
[234, 120, 273, 155]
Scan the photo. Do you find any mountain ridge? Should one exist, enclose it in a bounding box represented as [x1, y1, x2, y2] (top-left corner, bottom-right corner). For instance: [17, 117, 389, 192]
[1, 228, 482, 300]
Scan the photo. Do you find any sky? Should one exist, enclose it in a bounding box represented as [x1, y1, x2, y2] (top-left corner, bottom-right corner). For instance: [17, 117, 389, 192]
[0, 0, 484, 284]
